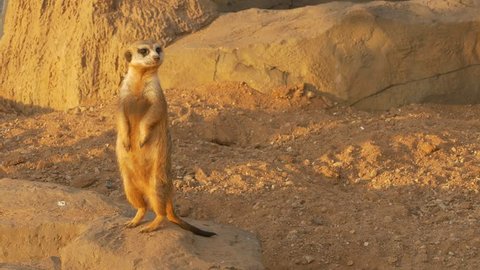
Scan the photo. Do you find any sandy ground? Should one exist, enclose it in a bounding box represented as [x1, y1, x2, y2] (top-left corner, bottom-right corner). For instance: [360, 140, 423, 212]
[1, 83, 480, 269]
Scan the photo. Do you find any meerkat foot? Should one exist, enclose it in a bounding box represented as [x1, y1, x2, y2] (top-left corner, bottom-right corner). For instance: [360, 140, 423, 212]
[140, 215, 165, 233]
[124, 220, 141, 228]
[139, 136, 150, 148]
[123, 139, 131, 151]
[124, 208, 146, 228]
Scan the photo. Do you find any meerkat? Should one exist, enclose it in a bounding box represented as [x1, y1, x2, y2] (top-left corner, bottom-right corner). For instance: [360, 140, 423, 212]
[116, 40, 215, 237]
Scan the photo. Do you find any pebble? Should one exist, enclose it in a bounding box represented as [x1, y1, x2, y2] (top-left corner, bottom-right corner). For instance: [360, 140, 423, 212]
[194, 168, 209, 184]
[105, 180, 114, 189]
[312, 217, 326, 226]
[285, 180, 294, 186]
[306, 91, 316, 99]
[71, 177, 96, 188]
[183, 175, 193, 181]
[363, 241, 369, 247]
[303, 255, 314, 264]
[347, 260, 354, 266]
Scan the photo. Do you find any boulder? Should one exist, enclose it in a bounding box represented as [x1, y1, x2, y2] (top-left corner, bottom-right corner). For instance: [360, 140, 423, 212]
[0, 0, 217, 110]
[0, 178, 264, 270]
[160, 0, 480, 109]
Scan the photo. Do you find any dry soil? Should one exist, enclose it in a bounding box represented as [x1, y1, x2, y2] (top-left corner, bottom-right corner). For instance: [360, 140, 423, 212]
[1, 83, 480, 269]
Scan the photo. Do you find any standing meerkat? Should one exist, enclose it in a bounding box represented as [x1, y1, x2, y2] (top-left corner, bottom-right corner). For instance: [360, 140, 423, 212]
[116, 40, 215, 236]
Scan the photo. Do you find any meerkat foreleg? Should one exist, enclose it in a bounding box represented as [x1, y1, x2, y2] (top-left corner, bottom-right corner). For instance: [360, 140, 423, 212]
[117, 106, 131, 151]
[139, 100, 165, 147]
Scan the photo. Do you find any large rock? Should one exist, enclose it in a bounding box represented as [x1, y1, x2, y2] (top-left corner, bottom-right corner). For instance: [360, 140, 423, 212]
[0, 179, 263, 270]
[160, 0, 480, 109]
[0, 0, 217, 110]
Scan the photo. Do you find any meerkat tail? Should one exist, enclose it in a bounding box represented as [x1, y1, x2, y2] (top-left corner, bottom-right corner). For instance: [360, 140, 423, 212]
[166, 199, 216, 237]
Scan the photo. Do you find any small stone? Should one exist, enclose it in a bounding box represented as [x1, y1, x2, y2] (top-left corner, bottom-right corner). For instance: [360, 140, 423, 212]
[363, 242, 369, 247]
[347, 260, 354, 266]
[105, 180, 114, 189]
[306, 91, 316, 99]
[183, 175, 193, 181]
[71, 177, 96, 188]
[285, 180, 294, 186]
[255, 181, 265, 189]
[418, 141, 438, 155]
[312, 217, 325, 226]
[194, 168, 209, 184]
[303, 255, 314, 264]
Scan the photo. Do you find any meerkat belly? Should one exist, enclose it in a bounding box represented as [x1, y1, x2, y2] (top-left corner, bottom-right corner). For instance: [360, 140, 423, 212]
[123, 96, 157, 180]
[124, 96, 150, 146]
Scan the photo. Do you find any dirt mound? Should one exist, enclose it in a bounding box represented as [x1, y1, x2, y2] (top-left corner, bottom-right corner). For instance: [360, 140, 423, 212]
[160, 0, 480, 109]
[0, 178, 263, 269]
[0, 0, 216, 110]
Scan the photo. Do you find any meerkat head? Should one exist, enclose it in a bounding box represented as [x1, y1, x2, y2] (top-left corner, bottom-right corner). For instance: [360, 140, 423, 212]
[124, 40, 164, 69]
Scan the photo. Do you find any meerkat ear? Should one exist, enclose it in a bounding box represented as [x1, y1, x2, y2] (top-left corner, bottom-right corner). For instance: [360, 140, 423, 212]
[124, 50, 132, 62]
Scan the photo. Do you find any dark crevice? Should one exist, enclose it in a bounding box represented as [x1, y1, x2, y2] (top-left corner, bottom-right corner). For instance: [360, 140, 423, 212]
[350, 63, 480, 106]
[213, 0, 408, 12]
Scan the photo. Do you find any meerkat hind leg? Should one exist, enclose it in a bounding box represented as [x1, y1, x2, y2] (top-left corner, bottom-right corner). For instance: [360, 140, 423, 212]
[140, 192, 167, 233]
[123, 177, 147, 228]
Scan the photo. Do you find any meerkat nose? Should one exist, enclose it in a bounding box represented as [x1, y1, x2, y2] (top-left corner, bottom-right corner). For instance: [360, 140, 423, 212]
[153, 55, 160, 60]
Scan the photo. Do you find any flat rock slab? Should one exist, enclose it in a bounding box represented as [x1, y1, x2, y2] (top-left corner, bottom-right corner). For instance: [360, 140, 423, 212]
[0, 179, 263, 270]
[160, 0, 480, 109]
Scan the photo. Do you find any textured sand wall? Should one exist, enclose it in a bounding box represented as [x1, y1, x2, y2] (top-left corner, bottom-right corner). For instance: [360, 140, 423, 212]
[0, 0, 216, 110]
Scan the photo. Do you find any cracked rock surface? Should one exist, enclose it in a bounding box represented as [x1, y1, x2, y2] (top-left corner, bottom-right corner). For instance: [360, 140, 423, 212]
[160, 0, 480, 109]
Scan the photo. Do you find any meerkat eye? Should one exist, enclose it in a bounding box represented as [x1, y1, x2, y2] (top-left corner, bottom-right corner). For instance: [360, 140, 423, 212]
[155, 47, 162, 54]
[138, 48, 149, 56]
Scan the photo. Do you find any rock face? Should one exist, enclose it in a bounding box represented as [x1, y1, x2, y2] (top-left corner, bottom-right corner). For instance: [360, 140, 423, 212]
[160, 0, 480, 109]
[0, 0, 217, 110]
[0, 179, 264, 270]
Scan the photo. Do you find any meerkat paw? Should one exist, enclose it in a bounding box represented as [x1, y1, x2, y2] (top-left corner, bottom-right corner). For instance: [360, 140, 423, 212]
[139, 134, 151, 148]
[124, 220, 141, 228]
[139, 216, 164, 233]
[123, 139, 131, 151]
[139, 224, 159, 233]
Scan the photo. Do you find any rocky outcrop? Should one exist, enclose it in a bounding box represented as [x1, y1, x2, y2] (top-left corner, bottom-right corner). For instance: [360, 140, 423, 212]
[0, 0, 217, 110]
[0, 178, 263, 269]
[160, 0, 480, 109]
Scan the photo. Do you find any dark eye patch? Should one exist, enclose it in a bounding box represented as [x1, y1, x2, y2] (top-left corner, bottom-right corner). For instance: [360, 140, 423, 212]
[138, 48, 149, 56]
[155, 47, 162, 54]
